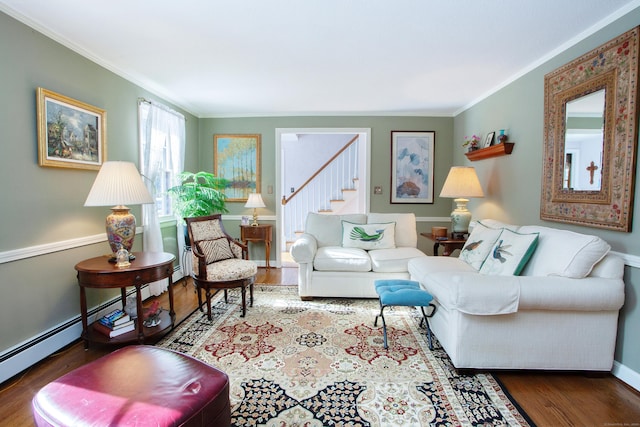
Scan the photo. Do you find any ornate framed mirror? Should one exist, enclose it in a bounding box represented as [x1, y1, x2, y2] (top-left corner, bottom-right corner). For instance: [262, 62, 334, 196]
[541, 26, 640, 231]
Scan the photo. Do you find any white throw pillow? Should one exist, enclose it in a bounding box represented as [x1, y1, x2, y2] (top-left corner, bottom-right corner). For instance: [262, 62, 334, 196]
[342, 221, 396, 250]
[479, 229, 539, 276]
[518, 225, 611, 278]
[459, 220, 503, 270]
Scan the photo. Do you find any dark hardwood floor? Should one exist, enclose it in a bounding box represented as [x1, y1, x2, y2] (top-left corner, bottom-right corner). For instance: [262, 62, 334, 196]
[1, 266, 639, 426]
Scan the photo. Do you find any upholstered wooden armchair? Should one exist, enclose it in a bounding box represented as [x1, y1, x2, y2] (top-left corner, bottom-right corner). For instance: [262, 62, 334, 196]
[185, 214, 257, 319]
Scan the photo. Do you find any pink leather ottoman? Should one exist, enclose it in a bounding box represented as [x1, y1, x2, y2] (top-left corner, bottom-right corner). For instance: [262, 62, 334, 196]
[32, 346, 230, 427]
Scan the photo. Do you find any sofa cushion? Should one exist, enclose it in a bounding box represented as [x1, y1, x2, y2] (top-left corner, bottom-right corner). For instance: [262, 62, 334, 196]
[408, 256, 476, 285]
[479, 229, 539, 276]
[459, 220, 503, 270]
[313, 246, 371, 272]
[306, 213, 367, 247]
[370, 247, 426, 273]
[368, 213, 418, 247]
[342, 221, 396, 250]
[518, 225, 610, 278]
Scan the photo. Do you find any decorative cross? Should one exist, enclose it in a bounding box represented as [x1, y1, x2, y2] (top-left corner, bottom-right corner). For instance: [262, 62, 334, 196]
[586, 161, 599, 184]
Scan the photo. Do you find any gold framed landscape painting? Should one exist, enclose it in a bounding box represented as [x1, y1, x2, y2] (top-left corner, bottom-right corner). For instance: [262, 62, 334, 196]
[213, 134, 261, 202]
[37, 88, 106, 170]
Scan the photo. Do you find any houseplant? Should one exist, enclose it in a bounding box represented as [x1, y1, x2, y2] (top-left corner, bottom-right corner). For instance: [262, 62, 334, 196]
[167, 171, 229, 244]
[463, 135, 481, 151]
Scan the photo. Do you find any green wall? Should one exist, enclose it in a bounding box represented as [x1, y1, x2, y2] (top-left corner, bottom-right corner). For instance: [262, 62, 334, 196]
[197, 117, 453, 259]
[453, 10, 640, 373]
[0, 12, 196, 363]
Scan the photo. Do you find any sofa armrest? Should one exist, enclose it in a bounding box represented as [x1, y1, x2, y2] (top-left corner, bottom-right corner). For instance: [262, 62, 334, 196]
[426, 272, 521, 315]
[424, 271, 625, 314]
[290, 233, 318, 264]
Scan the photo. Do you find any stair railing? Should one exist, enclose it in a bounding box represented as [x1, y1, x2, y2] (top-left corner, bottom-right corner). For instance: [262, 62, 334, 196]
[281, 135, 359, 246]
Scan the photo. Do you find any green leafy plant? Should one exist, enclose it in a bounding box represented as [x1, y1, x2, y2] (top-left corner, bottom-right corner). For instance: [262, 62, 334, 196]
[167, 171, 229, 220]
[463, 135, 481, 148]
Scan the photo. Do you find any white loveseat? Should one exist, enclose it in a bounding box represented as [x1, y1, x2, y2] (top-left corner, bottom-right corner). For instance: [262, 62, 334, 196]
[290, 212, 427, 299]
[408, 219, 625, 371]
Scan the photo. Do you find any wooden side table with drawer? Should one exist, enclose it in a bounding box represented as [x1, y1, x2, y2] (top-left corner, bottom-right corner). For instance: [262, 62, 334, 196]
[240, 224, 272, 268]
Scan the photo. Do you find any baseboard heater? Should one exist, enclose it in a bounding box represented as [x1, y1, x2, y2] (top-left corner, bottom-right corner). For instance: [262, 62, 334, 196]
[0, 268, 184, 385]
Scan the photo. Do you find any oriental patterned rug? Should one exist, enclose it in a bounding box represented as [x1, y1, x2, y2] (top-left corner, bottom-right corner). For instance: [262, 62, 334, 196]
[157, 286, 533, 426]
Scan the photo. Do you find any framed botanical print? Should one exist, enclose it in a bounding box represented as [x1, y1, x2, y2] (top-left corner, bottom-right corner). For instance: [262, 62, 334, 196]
[391, 131, 435, 203]
[214, 134, 261, 202]
[37, 88, 106, 170]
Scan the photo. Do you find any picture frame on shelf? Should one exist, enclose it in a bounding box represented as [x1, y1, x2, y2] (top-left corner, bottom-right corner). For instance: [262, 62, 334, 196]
[390, 130, 435, 204]
[483, 132, 495, 148]
[213, 134, 261, 202]
[37, 87, 106, 170]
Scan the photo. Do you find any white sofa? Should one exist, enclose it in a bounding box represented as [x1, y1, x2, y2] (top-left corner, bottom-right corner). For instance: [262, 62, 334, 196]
[408, 219, 625, 371]
[290, 212, 427, 299]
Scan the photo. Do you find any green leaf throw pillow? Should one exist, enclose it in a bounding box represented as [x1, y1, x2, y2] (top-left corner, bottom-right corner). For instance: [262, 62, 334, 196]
[342, 221, 396, 250]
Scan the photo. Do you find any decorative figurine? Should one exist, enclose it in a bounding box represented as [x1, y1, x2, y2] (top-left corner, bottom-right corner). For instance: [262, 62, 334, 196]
[115, 245, 131, 268]
[143, 300, 162, 327]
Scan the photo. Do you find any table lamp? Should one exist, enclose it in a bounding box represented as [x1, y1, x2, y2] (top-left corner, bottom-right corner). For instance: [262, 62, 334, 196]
[84, 161, 154, 261]
[439, 166, 484, 237]
[244, 193, 265, 226]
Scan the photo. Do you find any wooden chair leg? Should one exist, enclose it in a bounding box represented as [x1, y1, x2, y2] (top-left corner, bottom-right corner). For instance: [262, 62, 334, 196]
[240, 285, 246, 317]
[196, 284, 204, 313]
[205, 287, 213, 321]
[223, 289, 228, 303]
[249, 282, 254, 307]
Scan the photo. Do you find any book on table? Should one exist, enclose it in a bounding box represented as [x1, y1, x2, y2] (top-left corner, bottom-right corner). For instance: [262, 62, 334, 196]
[93, 321, 136, 338]
[98, 309, 131, 329]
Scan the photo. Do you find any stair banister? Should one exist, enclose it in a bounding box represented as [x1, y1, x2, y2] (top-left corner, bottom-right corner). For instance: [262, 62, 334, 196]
[282, 135, 359, 206]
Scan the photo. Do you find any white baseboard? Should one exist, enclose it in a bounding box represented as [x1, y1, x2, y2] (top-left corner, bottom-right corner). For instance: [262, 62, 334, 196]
[612, 360, 640, 391]
[0, 321, 82, 384]
[0, 276, 178, 385]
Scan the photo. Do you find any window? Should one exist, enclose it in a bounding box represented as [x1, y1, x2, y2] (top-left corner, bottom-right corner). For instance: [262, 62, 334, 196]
[138, 100, 185, 219]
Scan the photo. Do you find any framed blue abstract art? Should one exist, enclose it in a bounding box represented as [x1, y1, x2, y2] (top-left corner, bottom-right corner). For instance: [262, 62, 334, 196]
[391, 131, 435, 204]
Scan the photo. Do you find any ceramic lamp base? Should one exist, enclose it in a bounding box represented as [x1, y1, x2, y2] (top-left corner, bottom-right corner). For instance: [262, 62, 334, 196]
[106, 205, 137, 258]
[450, 198, 472, 234]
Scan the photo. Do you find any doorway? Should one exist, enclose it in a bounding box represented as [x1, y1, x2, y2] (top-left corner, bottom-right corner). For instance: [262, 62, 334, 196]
[275, 128, 371, 266]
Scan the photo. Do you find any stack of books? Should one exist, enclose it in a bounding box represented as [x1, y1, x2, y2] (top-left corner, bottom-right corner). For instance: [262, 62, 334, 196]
[93, 309, 135, 338]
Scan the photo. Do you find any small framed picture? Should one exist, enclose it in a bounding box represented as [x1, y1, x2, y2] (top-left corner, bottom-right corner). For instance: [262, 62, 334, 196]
[483, 132, 495, 148]
[241, 216, 250, 226]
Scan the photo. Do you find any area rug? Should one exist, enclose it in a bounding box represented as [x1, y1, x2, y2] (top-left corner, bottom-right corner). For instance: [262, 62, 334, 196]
[158, 286, 533, 426]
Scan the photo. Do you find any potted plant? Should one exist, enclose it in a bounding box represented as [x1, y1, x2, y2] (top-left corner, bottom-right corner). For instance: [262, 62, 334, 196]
[463, 135, 481, 151]
[167, 171, 229, 245]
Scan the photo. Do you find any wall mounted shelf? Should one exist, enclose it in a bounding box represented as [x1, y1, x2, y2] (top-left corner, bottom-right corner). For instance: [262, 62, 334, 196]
[465, 142, 515, 161]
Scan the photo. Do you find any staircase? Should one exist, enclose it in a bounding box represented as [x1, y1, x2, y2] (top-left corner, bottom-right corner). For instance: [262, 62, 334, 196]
[282, 136, 361, 249]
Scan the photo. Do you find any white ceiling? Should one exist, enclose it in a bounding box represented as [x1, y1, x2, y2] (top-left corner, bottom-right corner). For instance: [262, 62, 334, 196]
[2, 0, 638, 118]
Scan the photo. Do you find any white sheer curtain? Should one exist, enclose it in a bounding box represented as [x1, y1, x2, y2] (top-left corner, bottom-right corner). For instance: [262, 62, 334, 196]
[139, 100, 185, 295]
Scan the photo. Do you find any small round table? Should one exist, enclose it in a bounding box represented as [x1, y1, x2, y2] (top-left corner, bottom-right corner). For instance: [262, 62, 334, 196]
[75, 252, 175, 348]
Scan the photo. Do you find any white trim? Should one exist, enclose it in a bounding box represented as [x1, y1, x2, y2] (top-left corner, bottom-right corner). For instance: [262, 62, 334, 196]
[0, 321, 83, 384]
[611, 250, 640, 268]
[0, 228, 142, 264]
[612, 360, 640, 392]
